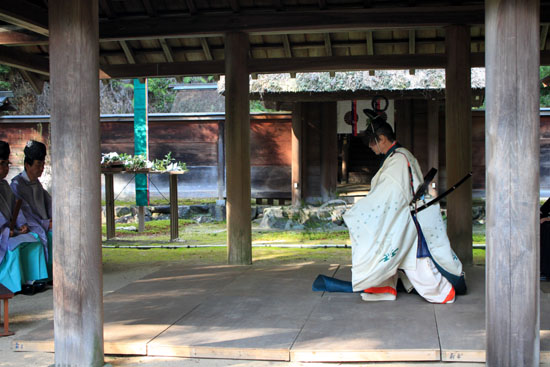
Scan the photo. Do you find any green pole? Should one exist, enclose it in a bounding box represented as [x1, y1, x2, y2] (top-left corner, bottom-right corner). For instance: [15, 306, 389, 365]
[134, 79, 148, 207]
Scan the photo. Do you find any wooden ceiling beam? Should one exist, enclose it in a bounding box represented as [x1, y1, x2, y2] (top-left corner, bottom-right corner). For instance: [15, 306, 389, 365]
[0, 30, 47, 45]
[0, 45, 49, 75]
[0, 0, 48, 36]
[100, 53, 452, 79]
[96, 51, 550, 79]
[100, 59, 225, 79]
[250, 89, 450, 102]
[98, 6, 486, 41]
[250, 53, 450, 73]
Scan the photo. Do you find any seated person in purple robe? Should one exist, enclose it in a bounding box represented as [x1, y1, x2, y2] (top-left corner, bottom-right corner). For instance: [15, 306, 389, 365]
[10, 140, 53, 280]
[0, 141, 48, 294]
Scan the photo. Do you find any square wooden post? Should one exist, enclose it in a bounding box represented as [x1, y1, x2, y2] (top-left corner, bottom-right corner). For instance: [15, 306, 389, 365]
[292, 103, 303, 206]
[104, 173, 115, 239]
[169, 173, 179, 241]
[427, 100, 440, 196]
[320, 102, 337, 201]
[49, 0, 104, 365]
[485, 1, 540, 365]
[225, 32, 252, 265]
[445, 25, 473, 265]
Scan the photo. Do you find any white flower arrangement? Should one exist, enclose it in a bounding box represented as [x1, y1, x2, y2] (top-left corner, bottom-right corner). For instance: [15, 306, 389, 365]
[101, 152, 123, 165]
[101, 151, 187, 173]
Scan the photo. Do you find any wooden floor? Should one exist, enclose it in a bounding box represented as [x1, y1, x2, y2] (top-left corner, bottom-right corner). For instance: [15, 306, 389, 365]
[11, 264, 550, 363]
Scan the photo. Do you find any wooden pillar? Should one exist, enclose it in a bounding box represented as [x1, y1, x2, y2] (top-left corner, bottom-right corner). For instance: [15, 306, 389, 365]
[49, 0, 104, 366]
[485, 1, 540, 366]
[395, 99, 413, 150]
[320, 102, 337, 201]
[445, 25, 472, 265]
[291, 103, 303, 206]
[427, 100, 440, 196]
[105, 173, 115, 239]
[169, 173, 178, 241]
[341, 135, 350, 184]
[217, 121, 225, 200]
[225, 32, 251, 265]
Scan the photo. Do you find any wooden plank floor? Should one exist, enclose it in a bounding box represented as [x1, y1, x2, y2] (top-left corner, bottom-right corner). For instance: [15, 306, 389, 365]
[11, 264, 550, 363]
[291, 266, 440, 362]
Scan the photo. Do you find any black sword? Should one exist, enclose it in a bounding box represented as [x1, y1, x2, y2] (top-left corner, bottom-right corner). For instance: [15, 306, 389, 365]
[412, 172, 473, 214]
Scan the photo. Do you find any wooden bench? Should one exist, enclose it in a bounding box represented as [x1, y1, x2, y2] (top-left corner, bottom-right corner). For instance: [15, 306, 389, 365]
[0, 283, 14, 336]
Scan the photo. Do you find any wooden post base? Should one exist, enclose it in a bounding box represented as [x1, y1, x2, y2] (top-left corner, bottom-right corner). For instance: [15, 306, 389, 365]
[0, 284, 14, 337]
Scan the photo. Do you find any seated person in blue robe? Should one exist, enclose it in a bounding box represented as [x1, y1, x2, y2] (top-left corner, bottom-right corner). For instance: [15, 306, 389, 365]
[0, 141, 48, 294]
[10, 140, 53, 280]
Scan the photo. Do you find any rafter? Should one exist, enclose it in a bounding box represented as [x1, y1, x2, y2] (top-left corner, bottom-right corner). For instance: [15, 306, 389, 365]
[0, 0, 48, 36]
[119, 41, 136, 64]
[19, 69, 44, 94]
[0, 31, 47, 46]
[282, 35, 293, 58]
[98, 6, 486, 41]
[0, 45, 49, 75]
[200, 38, 213, 60]
[542, 24, 549, 51]
[324, 33, 332, 56]
[159, 38, 176, 62]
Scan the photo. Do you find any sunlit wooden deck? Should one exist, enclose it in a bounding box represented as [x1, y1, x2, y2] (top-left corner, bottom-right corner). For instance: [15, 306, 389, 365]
[11, 264, 550, 363]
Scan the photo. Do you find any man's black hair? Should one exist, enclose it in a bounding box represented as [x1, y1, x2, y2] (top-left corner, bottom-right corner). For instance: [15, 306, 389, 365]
[361, 110, 396, 145]
[0, 140, 9, 161]
[24, 140, 46, 166]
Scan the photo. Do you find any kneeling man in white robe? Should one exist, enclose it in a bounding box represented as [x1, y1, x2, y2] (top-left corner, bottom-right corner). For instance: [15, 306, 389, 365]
[343, 115, 465, 303]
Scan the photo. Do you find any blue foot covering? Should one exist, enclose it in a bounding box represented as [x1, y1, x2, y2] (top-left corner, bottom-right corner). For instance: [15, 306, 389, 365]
[312, 274, 354, 292]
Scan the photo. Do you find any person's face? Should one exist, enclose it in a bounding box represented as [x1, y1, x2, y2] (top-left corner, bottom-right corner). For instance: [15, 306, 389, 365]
[368, 136, 382, 155]
[25, 159, 45, 181]
[368, 135, 391, 155]
[0, 159, 9, 180]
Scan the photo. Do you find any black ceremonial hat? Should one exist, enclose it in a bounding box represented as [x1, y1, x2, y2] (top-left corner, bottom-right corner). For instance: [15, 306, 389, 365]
[24, 140, 46, 161]
[0, 140, 9, 160]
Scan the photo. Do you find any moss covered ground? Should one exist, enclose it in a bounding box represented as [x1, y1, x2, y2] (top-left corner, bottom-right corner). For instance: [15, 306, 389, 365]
[102, 219, 487, 268]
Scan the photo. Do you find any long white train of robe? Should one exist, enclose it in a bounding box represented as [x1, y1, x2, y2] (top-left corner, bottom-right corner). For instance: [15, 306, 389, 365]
[343, 147, 463, 303]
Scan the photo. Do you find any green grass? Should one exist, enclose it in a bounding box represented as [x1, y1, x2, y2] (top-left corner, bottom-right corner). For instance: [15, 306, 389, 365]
[473, 248, 486, 265]
[102, 246, 351, 268]
[253, 230, 349, 244]
[472, 233, 486, 244]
